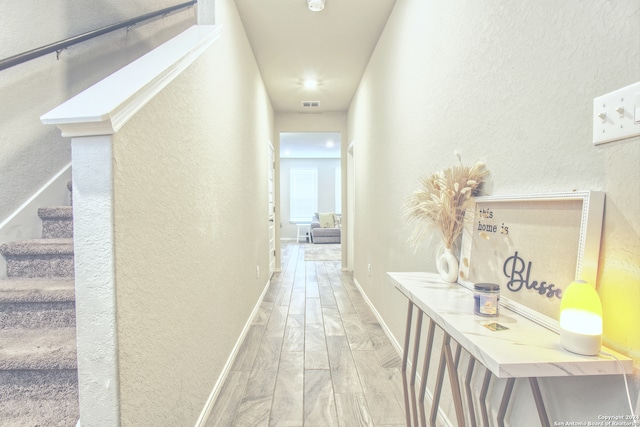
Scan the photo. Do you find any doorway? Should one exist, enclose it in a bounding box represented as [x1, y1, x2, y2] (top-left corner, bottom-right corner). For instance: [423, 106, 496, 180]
[279, 131, 342, 247]
[268, 143, 276, 276]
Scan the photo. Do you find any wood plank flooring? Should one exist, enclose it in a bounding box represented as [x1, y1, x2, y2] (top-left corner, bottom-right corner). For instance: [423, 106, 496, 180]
[205, 242, 406, 427]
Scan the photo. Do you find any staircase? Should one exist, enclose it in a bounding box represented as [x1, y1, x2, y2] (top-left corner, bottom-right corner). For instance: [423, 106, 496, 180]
[0, 182, 78, 426]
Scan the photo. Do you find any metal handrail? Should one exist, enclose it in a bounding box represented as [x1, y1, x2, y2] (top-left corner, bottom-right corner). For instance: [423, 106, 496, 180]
[0, 1, 197, 72]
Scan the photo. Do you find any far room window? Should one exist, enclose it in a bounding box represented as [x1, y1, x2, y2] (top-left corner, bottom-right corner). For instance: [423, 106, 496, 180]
[290, 168, 318, 222]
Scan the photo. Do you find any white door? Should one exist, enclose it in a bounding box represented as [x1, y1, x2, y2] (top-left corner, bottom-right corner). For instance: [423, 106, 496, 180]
[268, 143, 276, 275]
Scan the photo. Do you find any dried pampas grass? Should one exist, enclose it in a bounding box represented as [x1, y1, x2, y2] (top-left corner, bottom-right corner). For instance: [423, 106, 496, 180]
[405, 159, 489, 250]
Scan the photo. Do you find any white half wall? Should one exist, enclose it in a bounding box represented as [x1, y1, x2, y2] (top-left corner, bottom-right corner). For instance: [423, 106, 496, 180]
[42, 2, 274, 422]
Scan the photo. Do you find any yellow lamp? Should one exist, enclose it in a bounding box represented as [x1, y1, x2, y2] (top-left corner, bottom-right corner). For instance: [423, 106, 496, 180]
[559, 280, 603, 356]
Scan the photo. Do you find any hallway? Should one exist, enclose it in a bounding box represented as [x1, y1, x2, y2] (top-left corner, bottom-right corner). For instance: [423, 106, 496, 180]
[206, 242, 406, 426]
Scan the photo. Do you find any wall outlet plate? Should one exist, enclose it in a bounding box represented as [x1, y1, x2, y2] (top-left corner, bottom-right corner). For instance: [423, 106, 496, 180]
[593, 82, 640, 145]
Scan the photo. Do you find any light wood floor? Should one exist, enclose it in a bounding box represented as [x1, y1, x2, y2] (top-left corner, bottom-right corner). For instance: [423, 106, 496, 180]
[205, 242, 406, 427]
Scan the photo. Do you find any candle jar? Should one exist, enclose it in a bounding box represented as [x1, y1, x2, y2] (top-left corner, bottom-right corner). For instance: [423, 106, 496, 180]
[474, 283, 500, 317]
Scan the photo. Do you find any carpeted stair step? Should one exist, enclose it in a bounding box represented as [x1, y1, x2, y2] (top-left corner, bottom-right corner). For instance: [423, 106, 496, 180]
[0, 327, 78, 426]
[0, 327, 77, 371]
[0, 239, 74, 278]
[39, 206, 73, 239]
[0, 370, 78, 427]
[0, 279, 75, 329]
[0, 179, 78, 426]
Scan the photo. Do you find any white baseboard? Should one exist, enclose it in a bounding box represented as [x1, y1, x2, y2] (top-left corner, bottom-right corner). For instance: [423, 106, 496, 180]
[353, 277, 403, 355]
[0, 163, 72, 279]
[353, 277, 453, 427]
[194, 277, 272, 427]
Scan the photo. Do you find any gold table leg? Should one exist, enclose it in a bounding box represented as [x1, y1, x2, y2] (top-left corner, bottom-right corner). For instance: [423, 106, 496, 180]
[495, 376, 550, 427]
[429, 333, 467, 427]
[465, 357, 477, 427]
[454, 343, 462, 368]
[401, 301, 414, 427]
[418, 320, 436, 427]
[429, 334, 448, 427]
[443, 333, 466, 427]
[497, 378, 515, 427]
[529, 378, 550, 427]
[409, 310, 424, 425]
[479, 369, 492, 427]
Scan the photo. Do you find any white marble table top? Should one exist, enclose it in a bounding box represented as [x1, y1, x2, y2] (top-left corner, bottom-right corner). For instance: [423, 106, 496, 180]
[389, 272, 632, 379]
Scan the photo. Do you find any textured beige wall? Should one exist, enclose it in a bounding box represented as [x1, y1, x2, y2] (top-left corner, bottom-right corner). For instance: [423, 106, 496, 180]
[0, 1, 195, 221]
[349, 0, 639, 422]
[111, 3, 273, 425]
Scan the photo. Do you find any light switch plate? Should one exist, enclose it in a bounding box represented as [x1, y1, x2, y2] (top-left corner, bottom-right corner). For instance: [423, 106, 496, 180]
[593, 82, 640, 145]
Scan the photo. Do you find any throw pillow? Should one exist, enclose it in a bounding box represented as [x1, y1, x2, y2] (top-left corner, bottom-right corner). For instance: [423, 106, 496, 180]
[333, 214, 342, 229]
[318, 212, 335, 228]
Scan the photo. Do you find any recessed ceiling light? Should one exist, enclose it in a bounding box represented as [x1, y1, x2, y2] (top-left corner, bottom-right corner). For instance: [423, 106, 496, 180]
[303, 79, 318, 89]
[307, 0, 325, 12]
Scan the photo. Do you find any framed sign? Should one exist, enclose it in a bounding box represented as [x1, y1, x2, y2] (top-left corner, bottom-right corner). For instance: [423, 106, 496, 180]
[457, 191, 605, 332]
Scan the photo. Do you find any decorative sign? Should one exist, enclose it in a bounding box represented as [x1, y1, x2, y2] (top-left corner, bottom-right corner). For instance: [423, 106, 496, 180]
[458, 191, 605, 332]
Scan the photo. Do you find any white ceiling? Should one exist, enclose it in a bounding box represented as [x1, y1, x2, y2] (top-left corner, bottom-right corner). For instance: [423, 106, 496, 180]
[234, 0, 397, 114]
[280, 132, 341, 158]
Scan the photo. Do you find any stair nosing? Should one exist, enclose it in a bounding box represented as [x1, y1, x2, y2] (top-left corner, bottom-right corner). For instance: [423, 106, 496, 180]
[0, 279, 75, 303]
[0, 327, 77, 371]
[0, 239, 74, 256]
[38, 206, 73, 220]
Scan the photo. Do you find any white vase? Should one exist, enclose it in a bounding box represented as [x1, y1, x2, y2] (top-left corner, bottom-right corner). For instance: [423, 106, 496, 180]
[436, 246, 459, 283]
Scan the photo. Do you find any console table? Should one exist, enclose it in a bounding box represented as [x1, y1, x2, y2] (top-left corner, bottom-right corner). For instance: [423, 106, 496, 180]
[388, 272, 632, 427]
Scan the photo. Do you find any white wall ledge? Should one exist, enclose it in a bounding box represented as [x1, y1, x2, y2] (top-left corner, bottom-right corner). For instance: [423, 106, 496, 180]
[41, 25, 221, 137]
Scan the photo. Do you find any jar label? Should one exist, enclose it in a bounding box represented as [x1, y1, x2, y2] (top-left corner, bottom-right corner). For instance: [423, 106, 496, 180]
[479, 294, 498, 315]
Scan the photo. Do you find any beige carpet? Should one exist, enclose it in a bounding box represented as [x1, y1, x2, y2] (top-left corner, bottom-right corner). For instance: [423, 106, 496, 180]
[304, 244, 341, 261]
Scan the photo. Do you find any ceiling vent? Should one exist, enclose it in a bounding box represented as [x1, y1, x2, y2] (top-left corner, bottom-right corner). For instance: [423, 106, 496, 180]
[301, 101, 320, 108]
